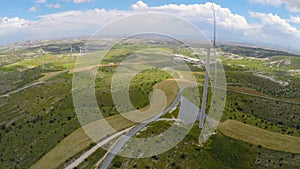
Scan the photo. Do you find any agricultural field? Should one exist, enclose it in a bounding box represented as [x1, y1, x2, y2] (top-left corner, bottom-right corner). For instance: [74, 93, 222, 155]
[0, 38, 299, 169]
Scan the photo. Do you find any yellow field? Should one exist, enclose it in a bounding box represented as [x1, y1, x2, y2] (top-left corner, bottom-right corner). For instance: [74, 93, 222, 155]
[38, 71, 67, 81]
[218, 120, 300, 154]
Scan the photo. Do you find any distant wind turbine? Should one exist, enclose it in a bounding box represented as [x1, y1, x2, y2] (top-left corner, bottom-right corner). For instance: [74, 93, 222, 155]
[70, 44, 74, 59]
[79, 45, 82, 55]
[199, 2, 216, 129]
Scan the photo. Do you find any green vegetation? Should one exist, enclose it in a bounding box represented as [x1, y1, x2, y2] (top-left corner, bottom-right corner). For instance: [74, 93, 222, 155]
[220, 45, 298, 58]
[129, 69, 173, 109]
[30, 78, 180, 169]
[0, 93, 80, 168]
[75, 148, 106, 169]
[254, 148, 300, 168]
[0, 39, 299, 169]
[223, 89, 300, 133]
[0, 67, 43, 95]
[108, 122, 256, 169]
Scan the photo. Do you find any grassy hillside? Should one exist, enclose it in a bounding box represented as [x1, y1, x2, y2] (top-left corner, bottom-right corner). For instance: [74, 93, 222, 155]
[218, 120, 300, 154]
[108, 122, 256, 169]
[220, 45, 299, 58]
[0, 41, 299, 169]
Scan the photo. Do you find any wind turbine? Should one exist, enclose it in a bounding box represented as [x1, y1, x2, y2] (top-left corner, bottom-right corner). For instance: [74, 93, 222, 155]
[70, 44, 74, 59]
[40, 47, 45, 70]
[79, 45, 82, 55]
[199, 2, 216, 129]
[212, 2, 217, 87]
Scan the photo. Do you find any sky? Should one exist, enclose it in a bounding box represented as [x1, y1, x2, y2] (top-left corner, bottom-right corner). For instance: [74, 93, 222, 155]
[1, 0, 300, 52]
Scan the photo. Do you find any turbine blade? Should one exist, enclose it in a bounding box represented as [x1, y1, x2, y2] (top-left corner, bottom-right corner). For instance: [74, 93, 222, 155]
[212, 1, 216, 47]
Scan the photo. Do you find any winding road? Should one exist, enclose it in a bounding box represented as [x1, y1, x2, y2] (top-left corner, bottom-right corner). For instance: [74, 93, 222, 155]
[64, 127, 135, 169]
[100, 90, 182, 169]
[0, 81, 45, 98]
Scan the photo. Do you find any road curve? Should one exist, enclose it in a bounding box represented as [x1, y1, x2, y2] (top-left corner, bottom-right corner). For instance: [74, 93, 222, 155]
[64, 127, 135, 169]
[100, 91, 182, 169]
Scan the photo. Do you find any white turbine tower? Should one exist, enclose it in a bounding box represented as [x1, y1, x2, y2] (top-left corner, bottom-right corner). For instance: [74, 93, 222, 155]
[199, 2, 216, 129]
[79, 45, 82, 55]
[70, 44, 74, 59]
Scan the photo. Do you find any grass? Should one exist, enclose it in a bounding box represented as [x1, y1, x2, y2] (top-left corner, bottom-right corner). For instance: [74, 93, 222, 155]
[270, 56, 300, 70]
[1, 41, 300, 169]
[1, 43, 190, 169]
[222, 50, 300, 98]
[101, 118, 300, 169]
[218, 120, 300, 154]
[1, 53, 80, 72]
[29, 115, 135, 169]
[223, 88, 300, 131]
[0, 94, 79, 169]
[28, 48, 188, 168]
[38, 70, 67, 81]
[0, 72, 78, 169]
[29, 78, 181, 169]
[220, 45, 298, 58]
[254, 148, 300, 168]
[75, 148, 106, 169]
[107, 121, 256, 169]
[0, 73, 71, 124]
[0, 67, 43, 95]
[128, 68, 173, 110]
[94, 67, 182, 117]
[225, 71, 300, 98]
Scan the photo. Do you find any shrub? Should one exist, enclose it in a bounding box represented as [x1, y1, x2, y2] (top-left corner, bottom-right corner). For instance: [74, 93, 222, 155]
[113, 161, 122, 168]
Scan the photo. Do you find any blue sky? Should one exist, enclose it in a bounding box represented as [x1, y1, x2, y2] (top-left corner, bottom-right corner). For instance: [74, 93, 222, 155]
[0, 0, 293, 20]
[1, 0, 300, 52]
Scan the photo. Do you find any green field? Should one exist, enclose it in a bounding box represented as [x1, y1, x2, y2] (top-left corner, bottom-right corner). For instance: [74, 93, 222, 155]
[29, 75, 181, 169]
[0, 39, 299, 169]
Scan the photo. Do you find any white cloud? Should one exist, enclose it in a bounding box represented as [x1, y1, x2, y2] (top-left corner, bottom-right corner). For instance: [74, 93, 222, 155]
[28, 5, 39, 13]
[132, 1, 251, 30]
[290, 16, 300, 23]
[45, 3, 61, 9]
[249, 11, 298, 33]
[248, 0, 300, 12]
[248, 11, 300, 51]
[0, 8, 129, 44]
[248, 0, 282, 6]
[0, 17, 35, 44]
[284, 0, 300, 12]
[73, 0, 91, 3]
[131, 0, 148, 10]
[36, 0, 47, 4]
[0, 17, 31, 27]
[2, 1, 300, 51]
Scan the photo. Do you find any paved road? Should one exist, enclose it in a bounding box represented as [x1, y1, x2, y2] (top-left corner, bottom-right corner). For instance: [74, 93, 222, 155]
[64, 127, 135, 169]
[0, 81, 45, 98]
[100, 90, 182, 169]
